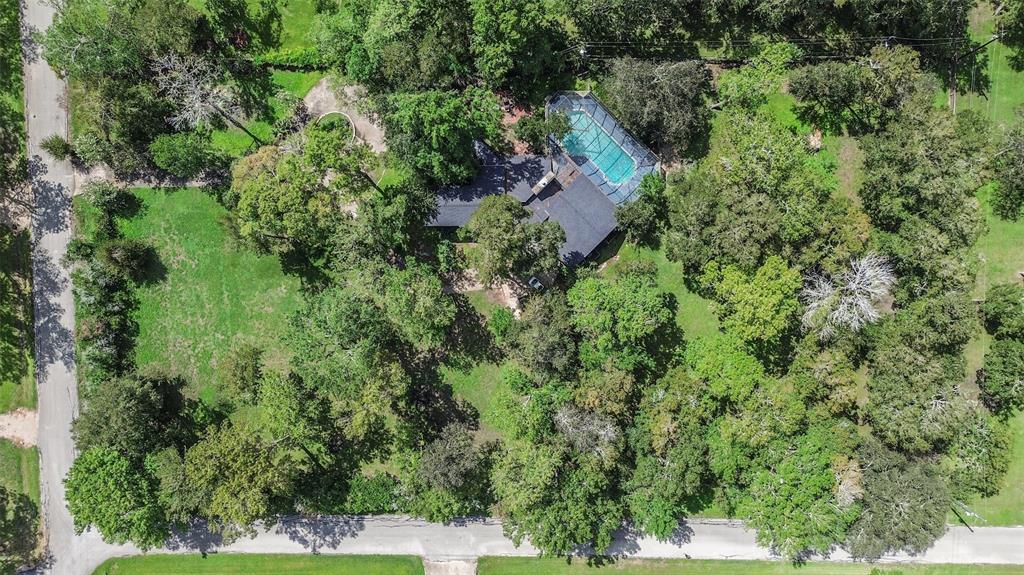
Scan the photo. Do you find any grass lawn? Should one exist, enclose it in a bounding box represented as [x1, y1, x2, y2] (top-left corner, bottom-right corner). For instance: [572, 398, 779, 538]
[115, 188, 302, 401]
[0, 226, 35, 412]
[479, 558, 1024, 575]
[0, 439, 39, 505]
[190, 0, 319, 52]
[442, 288, 505, 440]
[210, 70, 325, 157]
[599, 242, 719, 341]
[92, 554, 423, 575]
[950, 3, 1024, 128]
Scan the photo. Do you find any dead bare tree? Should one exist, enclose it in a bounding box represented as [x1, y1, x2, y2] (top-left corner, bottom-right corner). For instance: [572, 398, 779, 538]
[802, 253, 896, 340]
[152, 53, 264, 145]
[554, 404, 619, 459]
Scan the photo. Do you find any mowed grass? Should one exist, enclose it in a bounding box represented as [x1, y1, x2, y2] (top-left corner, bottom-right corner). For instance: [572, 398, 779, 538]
[599, 243, 719, 341]
[92, 554, 424, 575]
[0, 439, 39, 505]
[479, 558, 1024, 575]
[963, 185, 1024, 526]
[951, 2, 1024, 128]
[210, 70, 325, 157]
[0, 226, 35, 412]
[117, 188, 301, 401]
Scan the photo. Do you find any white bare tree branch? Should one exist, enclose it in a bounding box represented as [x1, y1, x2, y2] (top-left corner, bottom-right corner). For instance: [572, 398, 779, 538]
[802, 253, 895, 340]
[554, 404, 619, 459]
[151, 53, 259, 143]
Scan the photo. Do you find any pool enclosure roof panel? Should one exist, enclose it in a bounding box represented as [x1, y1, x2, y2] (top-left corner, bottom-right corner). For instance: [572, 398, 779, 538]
[546, 91, 660, 206]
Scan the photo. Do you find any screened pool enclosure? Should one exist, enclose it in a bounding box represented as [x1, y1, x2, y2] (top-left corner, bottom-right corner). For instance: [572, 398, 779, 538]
[546, 92, 660, 205]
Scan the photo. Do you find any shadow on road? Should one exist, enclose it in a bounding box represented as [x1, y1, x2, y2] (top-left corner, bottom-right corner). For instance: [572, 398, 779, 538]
[275, 515, 367, 553]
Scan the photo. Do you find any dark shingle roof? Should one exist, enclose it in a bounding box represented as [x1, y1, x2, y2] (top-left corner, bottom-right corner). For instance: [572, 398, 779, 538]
[527, 176, 617, 266]
[428, 142, 619, 266]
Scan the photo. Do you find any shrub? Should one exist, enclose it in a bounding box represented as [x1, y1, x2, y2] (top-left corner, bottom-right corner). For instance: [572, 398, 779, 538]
[72, 133, 110, 167]
[436, 239, 464, 275]
[148, 131, 215, 178]
[343, 473, 400, 514]
[615, 174, 667, 245]
[513, 111, 569, 154]
[488, 308, 514, 344]
[982, 283, 1024, 340]
[252, 47, 327, 69]
[41, 134, 74, 160]
[99, 238, 151, 279]
[947, 409, 1012, 498]
[216, 342, 265, 404]
[981, 339, 1024, 415]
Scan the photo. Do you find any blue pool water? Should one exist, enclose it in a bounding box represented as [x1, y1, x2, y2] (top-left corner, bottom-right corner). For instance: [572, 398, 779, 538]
[561, 110, 636, 185]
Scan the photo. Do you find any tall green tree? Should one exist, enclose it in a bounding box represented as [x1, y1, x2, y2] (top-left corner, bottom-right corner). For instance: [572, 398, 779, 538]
[740, 424, 861, 559]
[981, 339, 1024, 415]
[289, 285, 408, 440]
[626, 368, 714, 539]
[701, 256, 802, 359]
[184, 420, 297, 539]
[470, 0, 561, 94]
[73, 373, 190, 461]
[846, 439, 950, 560]
[994, 113, 1024, 220]
[65, 447, 167, 548]
[603, 57, 709, 153]
[376, 262, 456, 351]
[505, 291, 578, 381]
[567, 263, 673, 371]
[383, 87, 503, 183]
[464, 194, 564, 286]
[41, 0, 144, 82]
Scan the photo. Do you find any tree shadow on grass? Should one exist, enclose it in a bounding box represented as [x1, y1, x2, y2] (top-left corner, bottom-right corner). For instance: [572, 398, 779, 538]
[440, 293, 501, 372]
[403, 354, 482, 446]
[0, 227, 33, 392]
[131, 244, 168, 287]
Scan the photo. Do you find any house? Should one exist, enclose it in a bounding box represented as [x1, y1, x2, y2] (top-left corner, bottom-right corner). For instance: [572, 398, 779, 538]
[429, 92, 660, 267]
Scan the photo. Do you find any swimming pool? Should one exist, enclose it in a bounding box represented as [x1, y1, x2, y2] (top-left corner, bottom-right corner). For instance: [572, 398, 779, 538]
[562, 110, 636, 185]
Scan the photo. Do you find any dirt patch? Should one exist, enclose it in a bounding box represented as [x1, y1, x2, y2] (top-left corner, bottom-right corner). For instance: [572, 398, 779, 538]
[835, 136, 864, 204]
[73, 164, 208, 196]
[303, 79, 387, 153]
[501, 103, 531, 155]
[443, 268, 524, 317]
[0, 408, 37, 447]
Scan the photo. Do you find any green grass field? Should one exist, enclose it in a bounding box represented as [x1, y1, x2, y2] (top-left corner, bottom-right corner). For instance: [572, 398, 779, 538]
[117, 188, 301, 401]
[479, 558, 1024, 575]
[0, 438, 39, 505]
[0, 226, 35, 413]
[950, 3, 1024, 128]
[599, 243, 720, 341]
[92, 554, 424, 575]
[210, 70, 324, 157]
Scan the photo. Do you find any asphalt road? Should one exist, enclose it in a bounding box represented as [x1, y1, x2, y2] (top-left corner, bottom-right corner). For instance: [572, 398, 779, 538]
[66, 518, 1024, 575]
[21, 0, 80, 573]
[19, 1, 1024, 574]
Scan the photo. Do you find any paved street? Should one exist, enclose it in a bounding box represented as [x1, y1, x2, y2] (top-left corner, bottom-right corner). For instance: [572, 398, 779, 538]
[21, 0, 79, 573]
[18, 1, 1024, 574]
